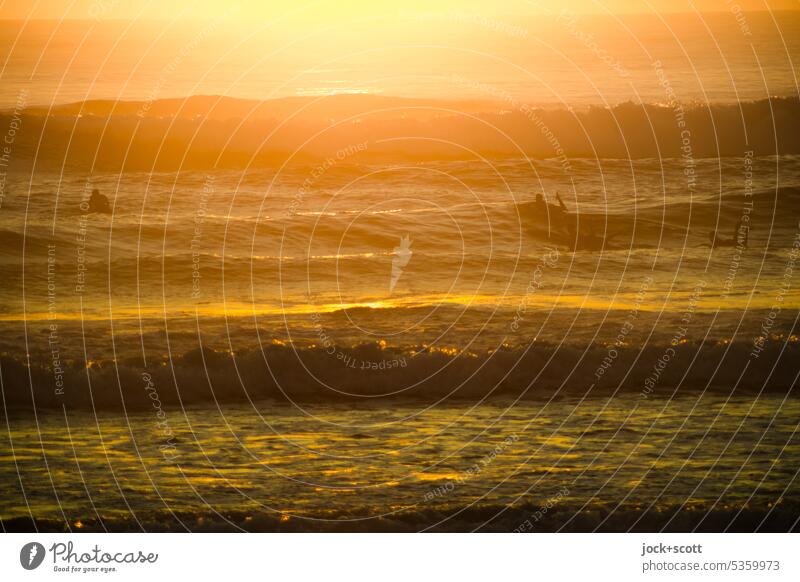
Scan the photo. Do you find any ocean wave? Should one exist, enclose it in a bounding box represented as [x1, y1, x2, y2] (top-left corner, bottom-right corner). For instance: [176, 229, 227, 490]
[4, 340, 797, 412]
[3, 95, 799, 171]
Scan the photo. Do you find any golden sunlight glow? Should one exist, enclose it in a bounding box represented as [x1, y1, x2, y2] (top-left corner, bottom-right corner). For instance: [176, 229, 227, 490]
[2, 0, 799, 542]
[4, 0, 797, 20]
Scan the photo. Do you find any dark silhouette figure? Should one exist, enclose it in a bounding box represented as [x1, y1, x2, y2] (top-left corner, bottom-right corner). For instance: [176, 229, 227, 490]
[555, 192, 568, 213]
[707, 219, 749, 249]
[521, 191, 624, 250]
[520, 191, 568, 231]
[86, 188, 111, 214]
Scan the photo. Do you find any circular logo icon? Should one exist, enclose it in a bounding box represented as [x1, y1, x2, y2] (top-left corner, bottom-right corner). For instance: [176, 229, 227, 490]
[20, 542, 46, 570]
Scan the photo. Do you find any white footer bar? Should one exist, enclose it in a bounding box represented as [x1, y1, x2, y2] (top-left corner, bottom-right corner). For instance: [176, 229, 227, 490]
[1, 533, 796, 581]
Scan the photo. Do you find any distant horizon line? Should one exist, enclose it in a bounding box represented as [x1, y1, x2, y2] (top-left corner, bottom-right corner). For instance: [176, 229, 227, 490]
[4, 92, 798, 111]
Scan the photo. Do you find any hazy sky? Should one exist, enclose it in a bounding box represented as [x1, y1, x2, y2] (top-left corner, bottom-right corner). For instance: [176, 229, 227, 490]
[1, 0, 798, 20]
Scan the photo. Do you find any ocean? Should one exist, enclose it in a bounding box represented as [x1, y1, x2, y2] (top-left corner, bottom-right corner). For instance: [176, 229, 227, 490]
[2, 397, 799, 531]
[1, 10, 799, 531]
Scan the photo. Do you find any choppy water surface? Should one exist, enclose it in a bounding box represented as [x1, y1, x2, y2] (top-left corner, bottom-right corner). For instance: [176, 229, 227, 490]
[2, 2, 800, 535]
[1, 154, 799, 411]
[2, 395, 798, 531]
[3, 155, 800, 350]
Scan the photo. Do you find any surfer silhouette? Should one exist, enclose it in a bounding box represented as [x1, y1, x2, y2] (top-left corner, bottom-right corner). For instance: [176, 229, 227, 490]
[86, 188, 111, 214]
[521, 191, 622, 250]
[706, 218, 749, 249]
[521, 192, 567, 228]
[555, 191, 568, 213]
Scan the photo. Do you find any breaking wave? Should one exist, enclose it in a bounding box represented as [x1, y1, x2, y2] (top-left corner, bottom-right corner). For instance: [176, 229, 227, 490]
[3, 340, 798, 412]
[3, 95, 800, 171]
